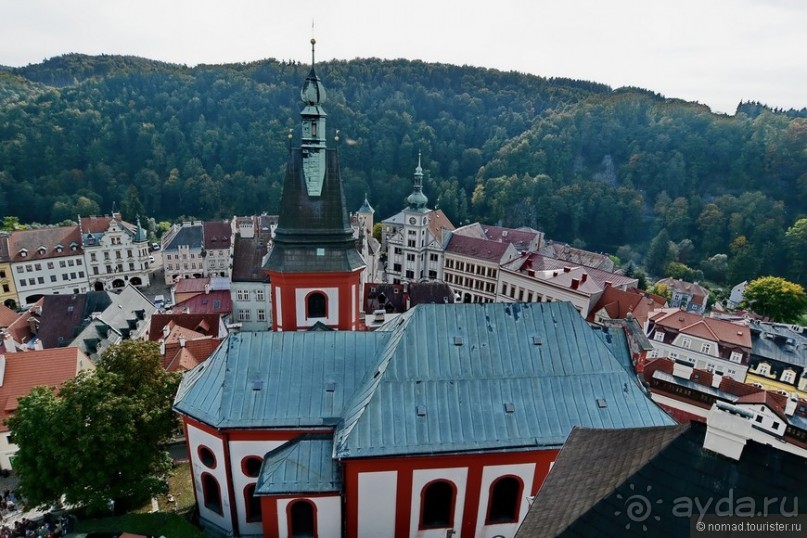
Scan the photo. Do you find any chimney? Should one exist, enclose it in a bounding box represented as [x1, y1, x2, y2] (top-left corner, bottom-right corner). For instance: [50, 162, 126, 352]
[563, 266, 571, 273]
[0, 355, 6, 386]
[672, 360, 693, 379]
[604, 281, 612, 288]
[571, 278, 580, 290]
[785, 395, 797, 416]
[711, 371, 723, 389]
[204, 284, 210, 295]
[159, 340, 166, 355]
[2, 333, 15, 354]
[581, 273, 588, 283]
[703, 402, 750, 461]
[179, 335, 186, 348]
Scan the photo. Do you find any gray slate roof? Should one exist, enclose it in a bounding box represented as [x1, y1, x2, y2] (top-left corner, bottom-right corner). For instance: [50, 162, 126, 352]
[516, 425, 687, 537]
[255, 434, 341, 495]
[517, 422, 807, 537]
[164, 224, 203, 251]
[175, 302, 674, 459]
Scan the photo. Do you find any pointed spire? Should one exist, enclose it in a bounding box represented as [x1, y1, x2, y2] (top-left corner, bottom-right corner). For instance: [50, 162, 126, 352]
[301, 38, 326, 106]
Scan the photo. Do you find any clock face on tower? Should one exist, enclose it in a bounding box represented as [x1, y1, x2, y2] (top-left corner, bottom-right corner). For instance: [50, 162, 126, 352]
[409, 217, 416, 225]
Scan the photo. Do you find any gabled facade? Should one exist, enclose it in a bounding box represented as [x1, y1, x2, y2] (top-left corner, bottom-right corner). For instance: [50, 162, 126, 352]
[381, 155, 455, 285]
[80, 213, 151, 292]
[203, 220, 233, 279]
[262, 41, 365, 331]
[645, 308, 752, 381]
[162, 221, 204, 284]
[655, 277, 709, 314]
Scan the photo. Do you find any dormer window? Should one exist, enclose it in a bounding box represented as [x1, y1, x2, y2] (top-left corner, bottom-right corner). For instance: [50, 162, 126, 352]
[19, 249, 27, 257]
[55, 244, 64, 253]
[37, 246, 46, 255]
[70, 242, 78, 251]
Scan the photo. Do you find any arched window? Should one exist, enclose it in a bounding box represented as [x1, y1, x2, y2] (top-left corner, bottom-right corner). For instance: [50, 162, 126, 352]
[486, 475, 523, 524]
[306, 292, 327, 319]
[288, 499, 317, 537]
[420, 480, 455, 529]
[201, 473, 223, 515]
[244, 483, 262, 523]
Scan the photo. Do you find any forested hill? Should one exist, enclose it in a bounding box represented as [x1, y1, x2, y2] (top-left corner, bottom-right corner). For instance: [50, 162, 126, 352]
[1, 54, 806, 288]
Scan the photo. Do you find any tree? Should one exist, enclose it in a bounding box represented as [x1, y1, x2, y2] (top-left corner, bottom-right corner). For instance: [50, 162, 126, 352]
[742, 276, 807, 323]
[785, 218, 807, 284]
[7, 340, 181, 514]
[644, 229, 674, 277]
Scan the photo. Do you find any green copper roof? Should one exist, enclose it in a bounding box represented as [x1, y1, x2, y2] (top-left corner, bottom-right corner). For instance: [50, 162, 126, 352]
[255, 434, 341, 495]
[175, 302, 674, 458]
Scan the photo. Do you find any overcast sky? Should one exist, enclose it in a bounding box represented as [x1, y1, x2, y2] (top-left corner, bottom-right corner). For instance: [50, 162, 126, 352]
[1, 0, 804, 115]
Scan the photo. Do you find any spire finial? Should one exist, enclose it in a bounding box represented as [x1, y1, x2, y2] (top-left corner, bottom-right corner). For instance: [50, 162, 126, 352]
[418, 150, 422, 169]
[311, 37, 316, 67]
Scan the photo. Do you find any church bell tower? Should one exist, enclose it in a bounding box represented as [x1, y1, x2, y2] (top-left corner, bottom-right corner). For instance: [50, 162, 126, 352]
[263, 40, 366, 331]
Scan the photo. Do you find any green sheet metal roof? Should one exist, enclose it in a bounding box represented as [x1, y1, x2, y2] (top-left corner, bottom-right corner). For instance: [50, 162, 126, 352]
[174, 302, 674, 457]
[334, 302, 674, 458]
[255, 434, 341, 495]
[173, 330, 387, 429]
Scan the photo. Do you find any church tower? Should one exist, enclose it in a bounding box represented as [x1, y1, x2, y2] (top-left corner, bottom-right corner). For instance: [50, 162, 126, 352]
[264, 40, 365, 331]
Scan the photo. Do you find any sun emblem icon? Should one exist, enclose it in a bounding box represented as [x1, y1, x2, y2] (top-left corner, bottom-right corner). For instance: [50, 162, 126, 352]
[614, 483, 663, 531]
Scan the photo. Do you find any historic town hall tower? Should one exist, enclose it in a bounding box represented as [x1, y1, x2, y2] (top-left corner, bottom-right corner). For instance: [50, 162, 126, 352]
[263, 39, 365, 331]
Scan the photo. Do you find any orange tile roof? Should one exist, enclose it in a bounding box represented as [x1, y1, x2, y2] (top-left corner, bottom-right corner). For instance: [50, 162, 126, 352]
[0, 347, 90, 432]
[651, 309, 751, 348]
[0, 305, 19, 328]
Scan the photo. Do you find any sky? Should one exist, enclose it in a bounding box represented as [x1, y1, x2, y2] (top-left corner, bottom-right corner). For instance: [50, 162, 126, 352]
[1, 0, 805, 115]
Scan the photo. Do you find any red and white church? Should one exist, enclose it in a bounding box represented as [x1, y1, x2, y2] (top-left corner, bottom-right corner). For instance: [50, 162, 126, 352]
[173, 41, 674, 538]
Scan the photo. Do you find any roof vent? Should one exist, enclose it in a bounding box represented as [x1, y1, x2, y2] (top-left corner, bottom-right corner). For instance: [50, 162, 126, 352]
[532, 336, 542, 346]
[596, 398, 608, 409]
[251, 381, 263, 391]
[416, 405, 427, 417]
[504, 402, 515, 413]
[453, 336, 463, 346]
[325, 382, 336, 393]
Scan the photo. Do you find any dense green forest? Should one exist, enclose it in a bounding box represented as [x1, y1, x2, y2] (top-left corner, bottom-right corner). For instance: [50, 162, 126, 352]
[1, 54, 805, 287]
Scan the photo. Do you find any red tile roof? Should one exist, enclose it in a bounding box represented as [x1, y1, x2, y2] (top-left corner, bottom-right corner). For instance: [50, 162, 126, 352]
[445, 234, 511, 262]
[426, 210, 455, 244]
[0, 305, 19, 328]
[171, 291, 232, 315]
[6, 226, 83, 262]
[0, 347, 91, 432]
[148, 313, 222, 340]
[164, 338, 220, 372]
[174, 277, 211, 294]
[649, 309, 751, 348]
[203, 221, 232, 250]
[589, 286, 666, 325]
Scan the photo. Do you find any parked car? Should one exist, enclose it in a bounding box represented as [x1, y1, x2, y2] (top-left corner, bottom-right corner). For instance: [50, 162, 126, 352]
[151, 242, 160, 251]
